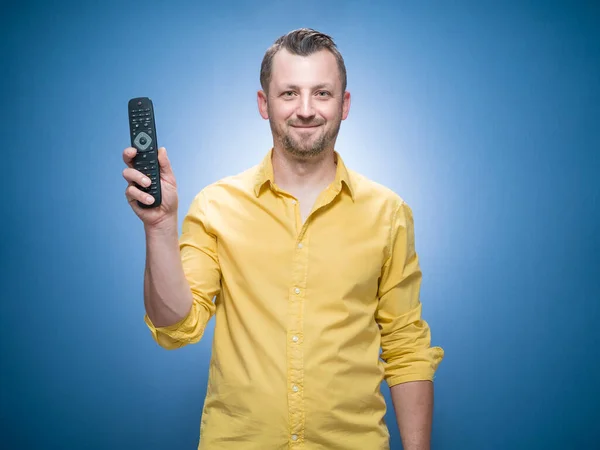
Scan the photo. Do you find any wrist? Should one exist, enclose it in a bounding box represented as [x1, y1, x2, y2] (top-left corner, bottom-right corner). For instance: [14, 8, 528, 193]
[144, 216, 179, 238]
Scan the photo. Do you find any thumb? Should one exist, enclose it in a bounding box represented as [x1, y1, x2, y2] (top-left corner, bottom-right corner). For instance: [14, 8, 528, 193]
[157, 147, 173, 175]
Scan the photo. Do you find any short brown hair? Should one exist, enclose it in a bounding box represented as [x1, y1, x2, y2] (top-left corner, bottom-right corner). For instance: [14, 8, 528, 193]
[260, 28, 347, 95]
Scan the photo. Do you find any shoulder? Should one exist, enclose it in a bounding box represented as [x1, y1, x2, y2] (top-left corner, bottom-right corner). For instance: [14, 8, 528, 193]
[190, 163, 260, 205]
[347, 167, 408, 210]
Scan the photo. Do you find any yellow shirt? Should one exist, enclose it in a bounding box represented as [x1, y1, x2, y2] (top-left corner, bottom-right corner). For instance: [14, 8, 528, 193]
[145, 149, 444, 450]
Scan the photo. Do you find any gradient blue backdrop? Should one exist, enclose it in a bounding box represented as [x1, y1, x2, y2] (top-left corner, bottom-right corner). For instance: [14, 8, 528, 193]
[2, 1, 599, 449]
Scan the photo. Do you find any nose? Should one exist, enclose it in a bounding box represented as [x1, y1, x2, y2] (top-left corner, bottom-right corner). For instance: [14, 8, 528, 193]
[296, 94, 316, 120]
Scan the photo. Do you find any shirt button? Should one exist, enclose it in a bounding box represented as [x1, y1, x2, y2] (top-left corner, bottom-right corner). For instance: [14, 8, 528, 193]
[291, 200, 297, 205]
[292, 385, 299, 392]
[291, 434, 298, 441]
[297, 242, 303, 249]
[294, 287, 300, 294]
[292, 335, 299, 342]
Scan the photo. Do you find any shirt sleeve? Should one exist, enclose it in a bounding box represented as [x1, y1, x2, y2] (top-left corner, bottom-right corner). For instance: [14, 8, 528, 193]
[375, 200, 444, 386]
[144, 189, 221, 350]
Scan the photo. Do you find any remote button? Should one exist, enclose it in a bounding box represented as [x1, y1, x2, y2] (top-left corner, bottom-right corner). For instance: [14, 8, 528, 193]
[134, 131, 152, 151]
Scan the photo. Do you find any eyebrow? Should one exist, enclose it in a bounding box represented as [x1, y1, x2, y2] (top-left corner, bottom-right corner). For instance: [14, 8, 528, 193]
[281, 83, 334, 91]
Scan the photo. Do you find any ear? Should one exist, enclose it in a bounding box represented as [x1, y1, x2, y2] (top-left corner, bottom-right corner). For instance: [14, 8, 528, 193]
[257, 90, 269, 119]
[341, 90, 351, 120]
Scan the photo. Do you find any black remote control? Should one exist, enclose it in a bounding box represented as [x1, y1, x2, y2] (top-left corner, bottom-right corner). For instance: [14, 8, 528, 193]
[128, 97, 161, 208]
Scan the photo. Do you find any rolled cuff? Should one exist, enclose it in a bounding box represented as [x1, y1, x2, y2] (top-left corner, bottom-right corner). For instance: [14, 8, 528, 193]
[384, 346, 445, 387]
[144, 301, 212, 350]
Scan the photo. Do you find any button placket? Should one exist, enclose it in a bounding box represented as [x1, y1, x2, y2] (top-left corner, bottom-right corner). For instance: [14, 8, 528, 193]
[287, 330, 304, 444]
[287, 224, 309, 445]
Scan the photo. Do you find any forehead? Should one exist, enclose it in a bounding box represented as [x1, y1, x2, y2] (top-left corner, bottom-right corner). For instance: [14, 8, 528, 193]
[270, 48, 340, 88]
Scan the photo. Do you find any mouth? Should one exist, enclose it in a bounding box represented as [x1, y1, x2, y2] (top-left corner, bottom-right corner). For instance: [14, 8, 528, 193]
[291, 124, 321, 129]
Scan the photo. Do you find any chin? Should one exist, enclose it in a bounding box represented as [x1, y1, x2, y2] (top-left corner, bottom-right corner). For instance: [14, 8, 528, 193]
[284, 145, 327, 158]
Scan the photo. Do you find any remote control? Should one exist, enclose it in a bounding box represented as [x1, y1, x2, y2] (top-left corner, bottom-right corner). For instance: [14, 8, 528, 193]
[128, 97, 161, 208]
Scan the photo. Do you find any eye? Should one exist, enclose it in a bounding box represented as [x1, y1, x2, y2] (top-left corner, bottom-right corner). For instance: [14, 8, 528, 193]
[316, 91, 331, 97]
[282, 91, 295, 97]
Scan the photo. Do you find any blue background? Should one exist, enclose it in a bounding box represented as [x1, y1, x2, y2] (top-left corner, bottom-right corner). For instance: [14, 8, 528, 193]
[2, 0, 599, 449]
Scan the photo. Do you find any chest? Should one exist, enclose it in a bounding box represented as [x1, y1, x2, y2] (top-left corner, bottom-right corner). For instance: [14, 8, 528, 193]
[296, 191, 321, 223]
[212, 195, 390, 303]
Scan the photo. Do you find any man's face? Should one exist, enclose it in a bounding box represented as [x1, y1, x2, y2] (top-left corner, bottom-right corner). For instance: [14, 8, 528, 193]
[258, 48, 351, 159]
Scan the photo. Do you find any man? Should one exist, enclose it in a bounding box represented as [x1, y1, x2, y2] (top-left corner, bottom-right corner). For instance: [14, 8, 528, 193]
[123, 28, 444, 450]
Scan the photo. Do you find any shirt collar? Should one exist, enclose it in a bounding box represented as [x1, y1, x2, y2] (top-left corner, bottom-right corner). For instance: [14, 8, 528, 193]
[253, 148, 355, 200]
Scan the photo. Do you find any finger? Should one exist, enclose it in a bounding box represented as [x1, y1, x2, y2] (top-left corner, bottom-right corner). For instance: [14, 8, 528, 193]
[123, 147, 137, 167]
[122, 167, 151, 188]
[125, 184, 155, 206]
[125, 189, 137, 205]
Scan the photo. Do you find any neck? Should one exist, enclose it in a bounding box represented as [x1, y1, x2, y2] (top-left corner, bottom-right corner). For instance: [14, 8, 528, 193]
[271, 146, 337, 195]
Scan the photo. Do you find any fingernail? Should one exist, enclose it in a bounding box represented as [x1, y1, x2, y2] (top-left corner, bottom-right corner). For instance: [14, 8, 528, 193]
[142, 177, 150, 186]
[146, 196, 154, 203]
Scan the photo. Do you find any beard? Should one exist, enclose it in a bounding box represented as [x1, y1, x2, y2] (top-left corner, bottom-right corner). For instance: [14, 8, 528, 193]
[268, 108, 342, 159]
